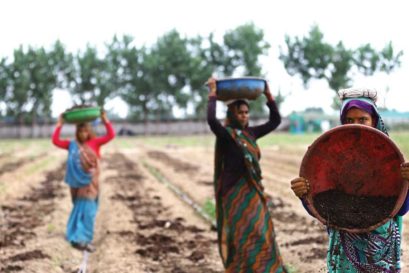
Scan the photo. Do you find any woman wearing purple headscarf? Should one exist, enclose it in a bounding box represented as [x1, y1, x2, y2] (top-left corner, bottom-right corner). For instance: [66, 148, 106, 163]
[290, 88, 409, 272]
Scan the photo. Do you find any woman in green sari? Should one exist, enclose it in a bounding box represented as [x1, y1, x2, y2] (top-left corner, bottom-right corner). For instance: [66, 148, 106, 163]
[207, 77, 286, 272]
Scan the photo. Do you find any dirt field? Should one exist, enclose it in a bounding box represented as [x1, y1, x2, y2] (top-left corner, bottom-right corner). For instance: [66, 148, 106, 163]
[1, 135, 408, 273]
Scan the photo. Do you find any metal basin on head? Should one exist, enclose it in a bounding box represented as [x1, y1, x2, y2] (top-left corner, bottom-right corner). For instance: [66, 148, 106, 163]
[216, 77, 265, 101]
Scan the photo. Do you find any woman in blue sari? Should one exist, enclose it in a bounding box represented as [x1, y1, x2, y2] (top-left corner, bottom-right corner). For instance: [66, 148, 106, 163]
[291, 88, 409, 272]
[52, 111, 115, 252]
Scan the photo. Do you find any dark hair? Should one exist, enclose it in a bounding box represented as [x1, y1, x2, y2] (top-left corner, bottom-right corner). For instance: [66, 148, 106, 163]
[76, 123, 96, 143]
[228, 100, 250, 112]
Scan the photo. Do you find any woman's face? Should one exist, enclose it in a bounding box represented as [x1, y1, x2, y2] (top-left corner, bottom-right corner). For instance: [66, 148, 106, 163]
[344, 108, 375, 127]
[234, 104, 249, 127]
[77, 127, 90, 143]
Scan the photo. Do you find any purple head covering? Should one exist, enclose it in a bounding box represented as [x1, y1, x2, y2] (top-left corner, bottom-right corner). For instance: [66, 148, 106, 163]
[340, 100, 379, 125]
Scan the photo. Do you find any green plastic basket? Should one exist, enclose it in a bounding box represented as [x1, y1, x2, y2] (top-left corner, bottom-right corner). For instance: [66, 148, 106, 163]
[63, 106, 101, 124]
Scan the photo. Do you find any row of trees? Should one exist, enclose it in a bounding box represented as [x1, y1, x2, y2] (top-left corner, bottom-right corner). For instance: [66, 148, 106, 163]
[0, 23, 403, 125]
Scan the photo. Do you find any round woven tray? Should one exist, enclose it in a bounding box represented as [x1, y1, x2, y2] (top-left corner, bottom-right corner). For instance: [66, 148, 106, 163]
[300, 124, 407, 232]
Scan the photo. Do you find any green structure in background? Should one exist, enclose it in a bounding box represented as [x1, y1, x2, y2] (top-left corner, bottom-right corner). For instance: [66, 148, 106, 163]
[379, 110, 409, 131]
[289, 112, 305, 134]
[288, 108, 337, 134]
[288, 108, 409, 134]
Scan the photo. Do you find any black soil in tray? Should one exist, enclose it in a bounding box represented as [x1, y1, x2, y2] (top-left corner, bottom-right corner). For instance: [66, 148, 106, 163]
[313, 189, 396, 229]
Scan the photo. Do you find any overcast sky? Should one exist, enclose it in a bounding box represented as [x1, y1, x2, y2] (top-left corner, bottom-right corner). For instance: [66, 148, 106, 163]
[1, 0, 408, 118]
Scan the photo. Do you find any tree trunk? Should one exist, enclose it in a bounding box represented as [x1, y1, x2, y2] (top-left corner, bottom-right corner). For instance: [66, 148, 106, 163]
[143, 102, 148, 135]
[17, 114, 24, 139]
[31, 111, 37, 138]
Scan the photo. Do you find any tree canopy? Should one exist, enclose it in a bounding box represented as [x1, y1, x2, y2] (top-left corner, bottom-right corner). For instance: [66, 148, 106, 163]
[280, 25, 403, 107]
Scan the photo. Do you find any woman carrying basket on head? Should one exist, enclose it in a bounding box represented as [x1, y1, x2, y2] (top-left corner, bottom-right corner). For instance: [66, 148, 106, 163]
[291, 88, 409, 272]
[207, 77, 287, 273]
[52, 110, 115, 252]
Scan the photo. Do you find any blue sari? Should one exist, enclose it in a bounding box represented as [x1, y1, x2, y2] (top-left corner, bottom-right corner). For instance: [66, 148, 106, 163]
[66, 198, 99, 244]
[65, 141, 99, 245]
[65, 141, 92, 188]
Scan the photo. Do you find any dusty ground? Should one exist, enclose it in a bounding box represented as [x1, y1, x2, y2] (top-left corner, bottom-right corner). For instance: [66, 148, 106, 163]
[0, 138, 408, 273]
